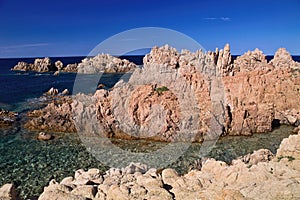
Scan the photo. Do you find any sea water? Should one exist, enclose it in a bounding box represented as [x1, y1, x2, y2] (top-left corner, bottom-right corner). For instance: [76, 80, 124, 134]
[0, 56, 298, 199]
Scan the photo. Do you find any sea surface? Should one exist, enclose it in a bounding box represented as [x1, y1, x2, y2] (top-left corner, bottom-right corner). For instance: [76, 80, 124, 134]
[0, 56, 298, 199]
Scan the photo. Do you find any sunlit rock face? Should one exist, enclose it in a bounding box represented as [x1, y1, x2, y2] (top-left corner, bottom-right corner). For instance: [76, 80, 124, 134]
[23, 45, 300, 142]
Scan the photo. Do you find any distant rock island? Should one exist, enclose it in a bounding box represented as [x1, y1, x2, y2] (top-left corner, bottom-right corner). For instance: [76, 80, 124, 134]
[23, 44, 300, 142]
[11, 54, 137, 73]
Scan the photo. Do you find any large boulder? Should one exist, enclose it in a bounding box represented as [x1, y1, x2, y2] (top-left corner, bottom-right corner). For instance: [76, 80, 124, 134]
[55, 60, 64, 71]
[0, 184, 18, 200]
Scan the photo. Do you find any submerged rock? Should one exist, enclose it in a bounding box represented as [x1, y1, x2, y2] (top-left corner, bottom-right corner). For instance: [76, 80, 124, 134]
[37, 132, 53, 141]
[0, 110, 18, 128]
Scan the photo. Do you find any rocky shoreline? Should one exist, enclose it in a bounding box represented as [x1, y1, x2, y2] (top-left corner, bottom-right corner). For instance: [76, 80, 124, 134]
[22, 44, 300, 142]
[1, 128, 300, 200]
[2, 44, 300, 199]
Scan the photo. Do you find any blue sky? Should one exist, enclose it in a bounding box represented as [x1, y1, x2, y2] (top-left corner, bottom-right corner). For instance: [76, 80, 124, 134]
[0, 0, 299, 57]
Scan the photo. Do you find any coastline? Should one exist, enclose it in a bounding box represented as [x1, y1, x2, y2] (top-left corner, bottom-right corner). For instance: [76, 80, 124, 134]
[0, 44, 300, 199]
[1, 129, 299, 200]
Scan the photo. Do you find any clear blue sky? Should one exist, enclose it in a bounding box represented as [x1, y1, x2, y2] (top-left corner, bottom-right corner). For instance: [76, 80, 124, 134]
[0, 0, 300, 58]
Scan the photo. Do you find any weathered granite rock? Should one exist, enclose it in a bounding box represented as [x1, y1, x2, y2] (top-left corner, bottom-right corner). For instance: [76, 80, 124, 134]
[12, 57, 56, 72]
[63, 63, 78, 72]
[12, 54, 136, 74]
[143, 44, 180, 68]
[55, 60, 64, 71]
[24, 96, 76, 133]
[22, 45, 300, 142]
[233, 48, 270, 73]
[32, 133, 300, 199]
[216, 43, 234, 76]
[270, 48, 300, 69]
[61, 89, 70, 95]
[76, 54, 137, 73]
[37, 132, 53, 141]
[237, 149, 274, 165]
[0, 110, 18, 128]
[0, 184, 17, 200]
[45, 87, 59, 96]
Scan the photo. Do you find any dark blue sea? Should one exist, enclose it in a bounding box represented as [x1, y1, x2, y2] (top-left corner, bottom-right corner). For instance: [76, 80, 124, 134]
[0, 56, 298, 199]
[0, 56, 143, 112]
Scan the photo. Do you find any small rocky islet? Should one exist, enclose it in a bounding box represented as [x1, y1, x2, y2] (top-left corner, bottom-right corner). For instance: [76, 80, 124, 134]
[11, 53, 137, 74]
[1, 44, 300, 199]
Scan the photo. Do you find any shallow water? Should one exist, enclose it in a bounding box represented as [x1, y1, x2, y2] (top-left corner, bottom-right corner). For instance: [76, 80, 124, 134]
[0, 124, 293, 199]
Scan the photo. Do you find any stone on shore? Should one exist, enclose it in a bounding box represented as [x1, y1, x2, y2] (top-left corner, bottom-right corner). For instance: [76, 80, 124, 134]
[0, 184, 17, 200]
[37, 132, 53, 141]
[45, 87, 59, 96]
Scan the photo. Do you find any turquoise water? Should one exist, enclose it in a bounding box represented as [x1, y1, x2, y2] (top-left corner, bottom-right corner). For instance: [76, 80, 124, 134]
[0, 124, 293, 199]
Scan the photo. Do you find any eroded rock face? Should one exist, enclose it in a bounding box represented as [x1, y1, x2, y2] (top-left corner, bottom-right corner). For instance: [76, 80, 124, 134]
[12, 57, 56, 72]
[63, 63, 78, 72]
[24, 96, 76, 133]
[23, 45, 300, 142]
[270, 48, 300, 69]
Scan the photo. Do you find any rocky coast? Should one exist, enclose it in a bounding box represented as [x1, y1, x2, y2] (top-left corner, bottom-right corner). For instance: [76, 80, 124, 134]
[1, 129, 300, 200]
[23, 44, 300, 142]
[2, 44, 300, 199]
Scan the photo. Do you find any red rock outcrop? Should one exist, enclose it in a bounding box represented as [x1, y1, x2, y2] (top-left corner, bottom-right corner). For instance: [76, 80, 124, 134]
[23, 44, 300, 142]
[24, 96, 76, 133]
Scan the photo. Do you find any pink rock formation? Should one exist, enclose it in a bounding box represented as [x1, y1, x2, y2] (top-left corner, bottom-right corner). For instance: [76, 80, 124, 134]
[24, 44, 300, 142]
